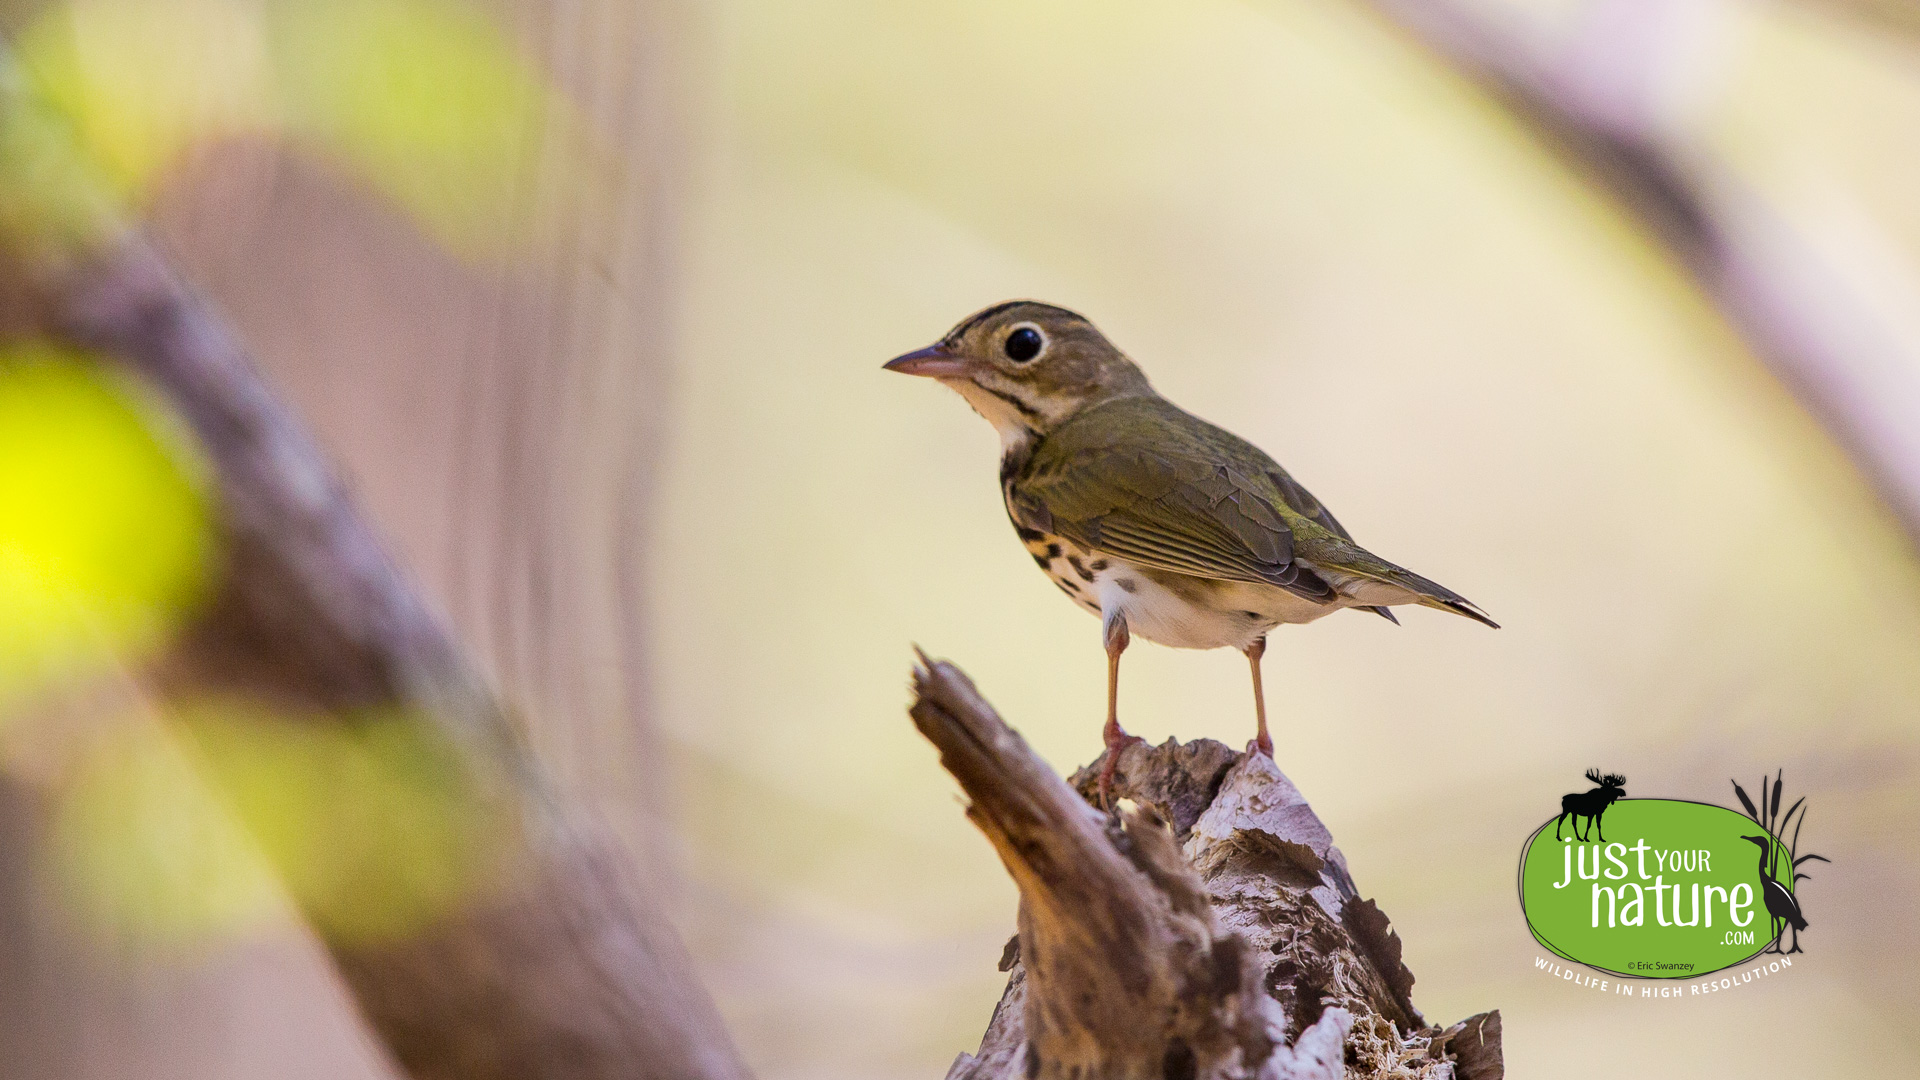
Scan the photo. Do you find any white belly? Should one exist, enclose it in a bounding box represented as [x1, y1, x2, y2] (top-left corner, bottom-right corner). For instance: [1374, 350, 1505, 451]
[1018, 530, 1345, 651]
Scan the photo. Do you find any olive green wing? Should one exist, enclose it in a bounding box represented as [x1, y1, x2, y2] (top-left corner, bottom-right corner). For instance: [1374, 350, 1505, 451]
[1260, 457, 1496, 629]
[1006, 397, 1495, 626]
[1007, 409, 1338, 604]
[1242, 456, 1495, 627]
[1260, 464, 1401, 624]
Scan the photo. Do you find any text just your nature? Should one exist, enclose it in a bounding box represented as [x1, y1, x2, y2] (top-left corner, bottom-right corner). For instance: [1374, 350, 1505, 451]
[1553, 837, 1755, 941]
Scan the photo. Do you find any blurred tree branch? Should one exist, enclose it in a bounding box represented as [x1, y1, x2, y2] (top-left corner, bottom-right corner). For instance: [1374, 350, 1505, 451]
[909, 656, 1502, 1080]
[1354, 0, 1920, 543]
[1, 0, 744, 1071]
[45, 240, 751, 1080]
[144, 0, 692, 877]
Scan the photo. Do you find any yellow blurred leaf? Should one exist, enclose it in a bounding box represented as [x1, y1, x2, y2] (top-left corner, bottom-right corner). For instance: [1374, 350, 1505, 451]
[271, 0, 552, 252]
[5, 0, 577, 254]
[16, 0, 276, 202]
[52, 720, 281, 943]
[186, 702, 504, 943]
[0, 59, 121, 252]
[0, 345, 213, 705]
[51, 701, 504, 946]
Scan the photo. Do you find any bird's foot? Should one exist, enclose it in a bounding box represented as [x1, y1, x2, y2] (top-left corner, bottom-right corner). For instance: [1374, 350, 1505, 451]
[1096, 732, 1146, 810]
[1248, 735, 1274, 760]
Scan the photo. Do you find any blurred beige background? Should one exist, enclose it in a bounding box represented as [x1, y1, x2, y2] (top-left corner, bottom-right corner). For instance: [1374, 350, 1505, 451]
[650, 1, 1920, 1076]
[9, 0, 1917, 1077]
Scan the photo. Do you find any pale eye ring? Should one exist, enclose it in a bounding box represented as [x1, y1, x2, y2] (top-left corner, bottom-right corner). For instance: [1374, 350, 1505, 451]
[1004, 324, 1045, 362]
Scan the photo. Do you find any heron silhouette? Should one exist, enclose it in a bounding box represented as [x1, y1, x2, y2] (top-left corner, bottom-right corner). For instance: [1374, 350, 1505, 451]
[1741, 834, 1807, 954]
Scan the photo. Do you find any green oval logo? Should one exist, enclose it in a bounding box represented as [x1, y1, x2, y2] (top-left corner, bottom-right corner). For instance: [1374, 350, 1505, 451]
[1519, 799, 1797, 978]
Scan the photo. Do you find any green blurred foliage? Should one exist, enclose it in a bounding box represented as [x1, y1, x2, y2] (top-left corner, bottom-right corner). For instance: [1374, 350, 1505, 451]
[0, 345, 211, 707]
[50, 717, 280, 943]
[272, 0, 550, 252]
[15, 0, 275, 200]
[52, 701, 504, 945]
[0, 56, 121, 252]
[7, 0, 560, 253]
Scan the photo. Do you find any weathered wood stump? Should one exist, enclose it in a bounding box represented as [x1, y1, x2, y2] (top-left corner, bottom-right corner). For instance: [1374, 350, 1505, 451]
[907, 655, 1501, 1080]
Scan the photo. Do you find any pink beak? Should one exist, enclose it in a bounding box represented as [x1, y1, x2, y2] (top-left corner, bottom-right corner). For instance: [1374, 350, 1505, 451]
[883, 343, 972, 379]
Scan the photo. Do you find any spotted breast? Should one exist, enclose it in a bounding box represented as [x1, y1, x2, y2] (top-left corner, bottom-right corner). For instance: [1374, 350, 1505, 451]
[1006, 507, 1341, 654]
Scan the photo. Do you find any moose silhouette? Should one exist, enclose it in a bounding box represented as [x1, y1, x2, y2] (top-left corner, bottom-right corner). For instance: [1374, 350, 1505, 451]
[1555, 769, 1627, 842]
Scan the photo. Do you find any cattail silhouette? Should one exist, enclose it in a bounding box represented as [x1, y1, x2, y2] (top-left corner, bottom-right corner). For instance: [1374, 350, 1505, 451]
[1731, 774, 1829, 955]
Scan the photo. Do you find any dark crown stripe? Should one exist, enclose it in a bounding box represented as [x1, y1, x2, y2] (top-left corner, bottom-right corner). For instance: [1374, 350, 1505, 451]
[943, 299, 1083, 344]
[944, 301, 1024, 344]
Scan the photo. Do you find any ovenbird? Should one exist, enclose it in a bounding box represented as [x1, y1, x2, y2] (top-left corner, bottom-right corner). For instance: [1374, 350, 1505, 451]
[886, 301, 1497, 798]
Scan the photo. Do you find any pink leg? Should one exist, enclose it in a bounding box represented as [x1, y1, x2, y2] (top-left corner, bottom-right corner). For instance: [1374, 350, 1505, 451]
[1247, 636, 1272, 758]
[1097, 614, 1142, 806]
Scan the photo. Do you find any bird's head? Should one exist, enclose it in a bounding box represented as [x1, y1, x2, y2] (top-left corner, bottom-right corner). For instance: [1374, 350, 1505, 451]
[884, 301, 1152, 446]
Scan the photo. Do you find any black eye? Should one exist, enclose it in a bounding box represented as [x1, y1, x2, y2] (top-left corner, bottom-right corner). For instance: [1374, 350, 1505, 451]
[1004, 326, 1043, 362]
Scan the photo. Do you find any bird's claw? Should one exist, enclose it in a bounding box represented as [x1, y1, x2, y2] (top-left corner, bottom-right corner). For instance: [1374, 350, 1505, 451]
[1096, 733, 1146, 810]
